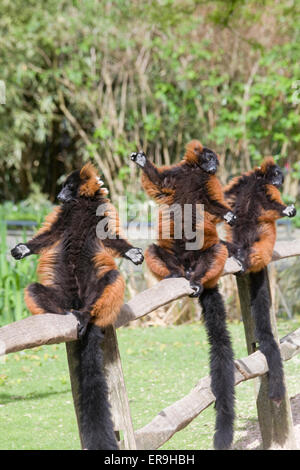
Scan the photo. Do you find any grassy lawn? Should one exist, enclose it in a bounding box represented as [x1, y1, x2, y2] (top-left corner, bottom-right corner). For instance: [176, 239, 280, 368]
[0, 319, 299, 450]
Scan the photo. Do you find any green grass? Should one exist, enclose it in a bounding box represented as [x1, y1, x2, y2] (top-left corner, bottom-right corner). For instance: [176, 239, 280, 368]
[0, 320, 299, 450]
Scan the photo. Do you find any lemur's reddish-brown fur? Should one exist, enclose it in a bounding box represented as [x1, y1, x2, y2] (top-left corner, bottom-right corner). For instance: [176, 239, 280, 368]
[140, 140, 231, 288]
[78, 162, 107, 198]
[15, 163, 141, 328]
[91, 275, 126, 327]
[223, 157, 296, 408]
[11, 162, 144, 450]
[37, 240, 60, 286]
[200, 242, 228, 288]
[132, 140, 236, 450]
[24, 289, 46, 315]
[224, 157, 292, 272]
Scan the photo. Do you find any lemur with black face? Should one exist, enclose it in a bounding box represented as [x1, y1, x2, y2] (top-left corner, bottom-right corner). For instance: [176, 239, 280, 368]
[11, 163, 144, 450]
[224, 157, 296, 404]
[131, 140, 237, 450]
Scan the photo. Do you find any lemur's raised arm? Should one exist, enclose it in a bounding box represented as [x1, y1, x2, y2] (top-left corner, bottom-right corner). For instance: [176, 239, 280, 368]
[131, 140, 236, 450]
[131, 143, 236, 226]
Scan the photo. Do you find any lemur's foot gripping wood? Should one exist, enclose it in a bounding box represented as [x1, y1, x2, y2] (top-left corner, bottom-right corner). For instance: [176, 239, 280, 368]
[231, 257, 246, 274]
[234, 248, 248, 273]
[66, 310, 91, 340]
[189, 282, 204, 298]
[231, 249, 248, 274]
[199, 287, 235, 450]
[222, 242, 247, 274]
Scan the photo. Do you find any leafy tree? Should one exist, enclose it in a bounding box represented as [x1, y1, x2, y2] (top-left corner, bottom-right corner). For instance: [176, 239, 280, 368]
[0, 0, 299, 202]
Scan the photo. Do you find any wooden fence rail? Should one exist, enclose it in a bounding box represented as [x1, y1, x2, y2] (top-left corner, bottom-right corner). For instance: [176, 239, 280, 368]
[134, 327, 300, 450]
[1, 239, 300, 449]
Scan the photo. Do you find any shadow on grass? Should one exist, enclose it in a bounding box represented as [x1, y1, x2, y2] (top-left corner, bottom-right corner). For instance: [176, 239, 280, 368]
[0, 389, 70, 404]
[232, 393, 300, 450]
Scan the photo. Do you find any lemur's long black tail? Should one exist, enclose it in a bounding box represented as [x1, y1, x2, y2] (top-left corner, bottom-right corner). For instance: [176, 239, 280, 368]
[78, 324, 118, 450]
[249, 268, 285, 402]
[199, 286, 235, 450]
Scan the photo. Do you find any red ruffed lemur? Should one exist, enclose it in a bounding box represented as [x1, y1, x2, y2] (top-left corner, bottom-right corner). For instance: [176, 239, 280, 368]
[131, 140, 237, 450]
[11, 163, 144, 450]
[224, 157, 296, 404]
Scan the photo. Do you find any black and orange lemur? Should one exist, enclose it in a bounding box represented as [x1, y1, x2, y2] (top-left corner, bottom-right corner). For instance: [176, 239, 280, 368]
[224, 157, 296, 404]
[131, 140, 237, 450]
[11, 163, 144, 450]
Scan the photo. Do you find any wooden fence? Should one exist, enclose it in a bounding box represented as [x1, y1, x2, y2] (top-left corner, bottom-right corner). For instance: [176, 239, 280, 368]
[1, 239, 300, 449]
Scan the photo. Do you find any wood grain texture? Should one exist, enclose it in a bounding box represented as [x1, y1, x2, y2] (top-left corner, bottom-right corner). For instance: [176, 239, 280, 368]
[0, 313, 79, 354]
[1, 240, 300, 353]
[103, 325, 136, 449]
[134, 327, 300, 450]
[236, 269, 297, 450]
[0, 240, 300, 450]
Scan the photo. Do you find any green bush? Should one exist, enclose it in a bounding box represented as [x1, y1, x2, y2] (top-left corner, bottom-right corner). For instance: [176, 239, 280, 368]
[0, 222, 38, 325]
[0, 0, 299, 202]
[0, 196, 53, 325]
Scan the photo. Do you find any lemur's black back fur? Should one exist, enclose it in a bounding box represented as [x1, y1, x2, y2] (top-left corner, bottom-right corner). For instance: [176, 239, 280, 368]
[11, 163, 144, 450]
[131, 141, 236, 450]
[224, 158, 296, 404]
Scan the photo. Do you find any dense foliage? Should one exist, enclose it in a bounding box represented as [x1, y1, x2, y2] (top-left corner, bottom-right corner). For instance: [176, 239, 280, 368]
[1, 1, 300, 324]
[0, 0, 299, 202]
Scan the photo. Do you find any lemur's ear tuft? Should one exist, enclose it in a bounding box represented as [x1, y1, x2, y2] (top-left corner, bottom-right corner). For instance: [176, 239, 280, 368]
[80, 162, 98, 180]
[260, 156, 276, 174]
[79, 162, 108, 197]
[184, 140, 203, 163]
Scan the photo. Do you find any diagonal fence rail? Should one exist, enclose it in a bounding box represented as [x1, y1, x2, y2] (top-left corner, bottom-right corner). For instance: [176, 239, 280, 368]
[1, 239, 300, 449]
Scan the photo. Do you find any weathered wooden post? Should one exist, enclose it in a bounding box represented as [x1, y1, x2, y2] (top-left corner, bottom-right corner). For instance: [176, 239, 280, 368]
[103, 325, 137, 450]
[66, 325, 136, 450]
[236, 268, 297, 449]
[2, 240, 300, 450]
[66, 341, 84, 448]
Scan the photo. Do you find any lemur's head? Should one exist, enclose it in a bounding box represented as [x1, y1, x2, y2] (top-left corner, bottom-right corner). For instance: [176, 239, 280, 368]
[257, 157, 284, 188]
[184, 140, 219, 174]
[57, 163, 108, 203]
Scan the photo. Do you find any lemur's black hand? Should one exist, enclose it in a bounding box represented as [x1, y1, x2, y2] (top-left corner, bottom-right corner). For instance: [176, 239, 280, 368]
[282, 204, 296, 218]
[223, 211, 237, 226]
[130, 151, 147, 168]
[11, 243, 31, 260]
[124, 247, 144, 265]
